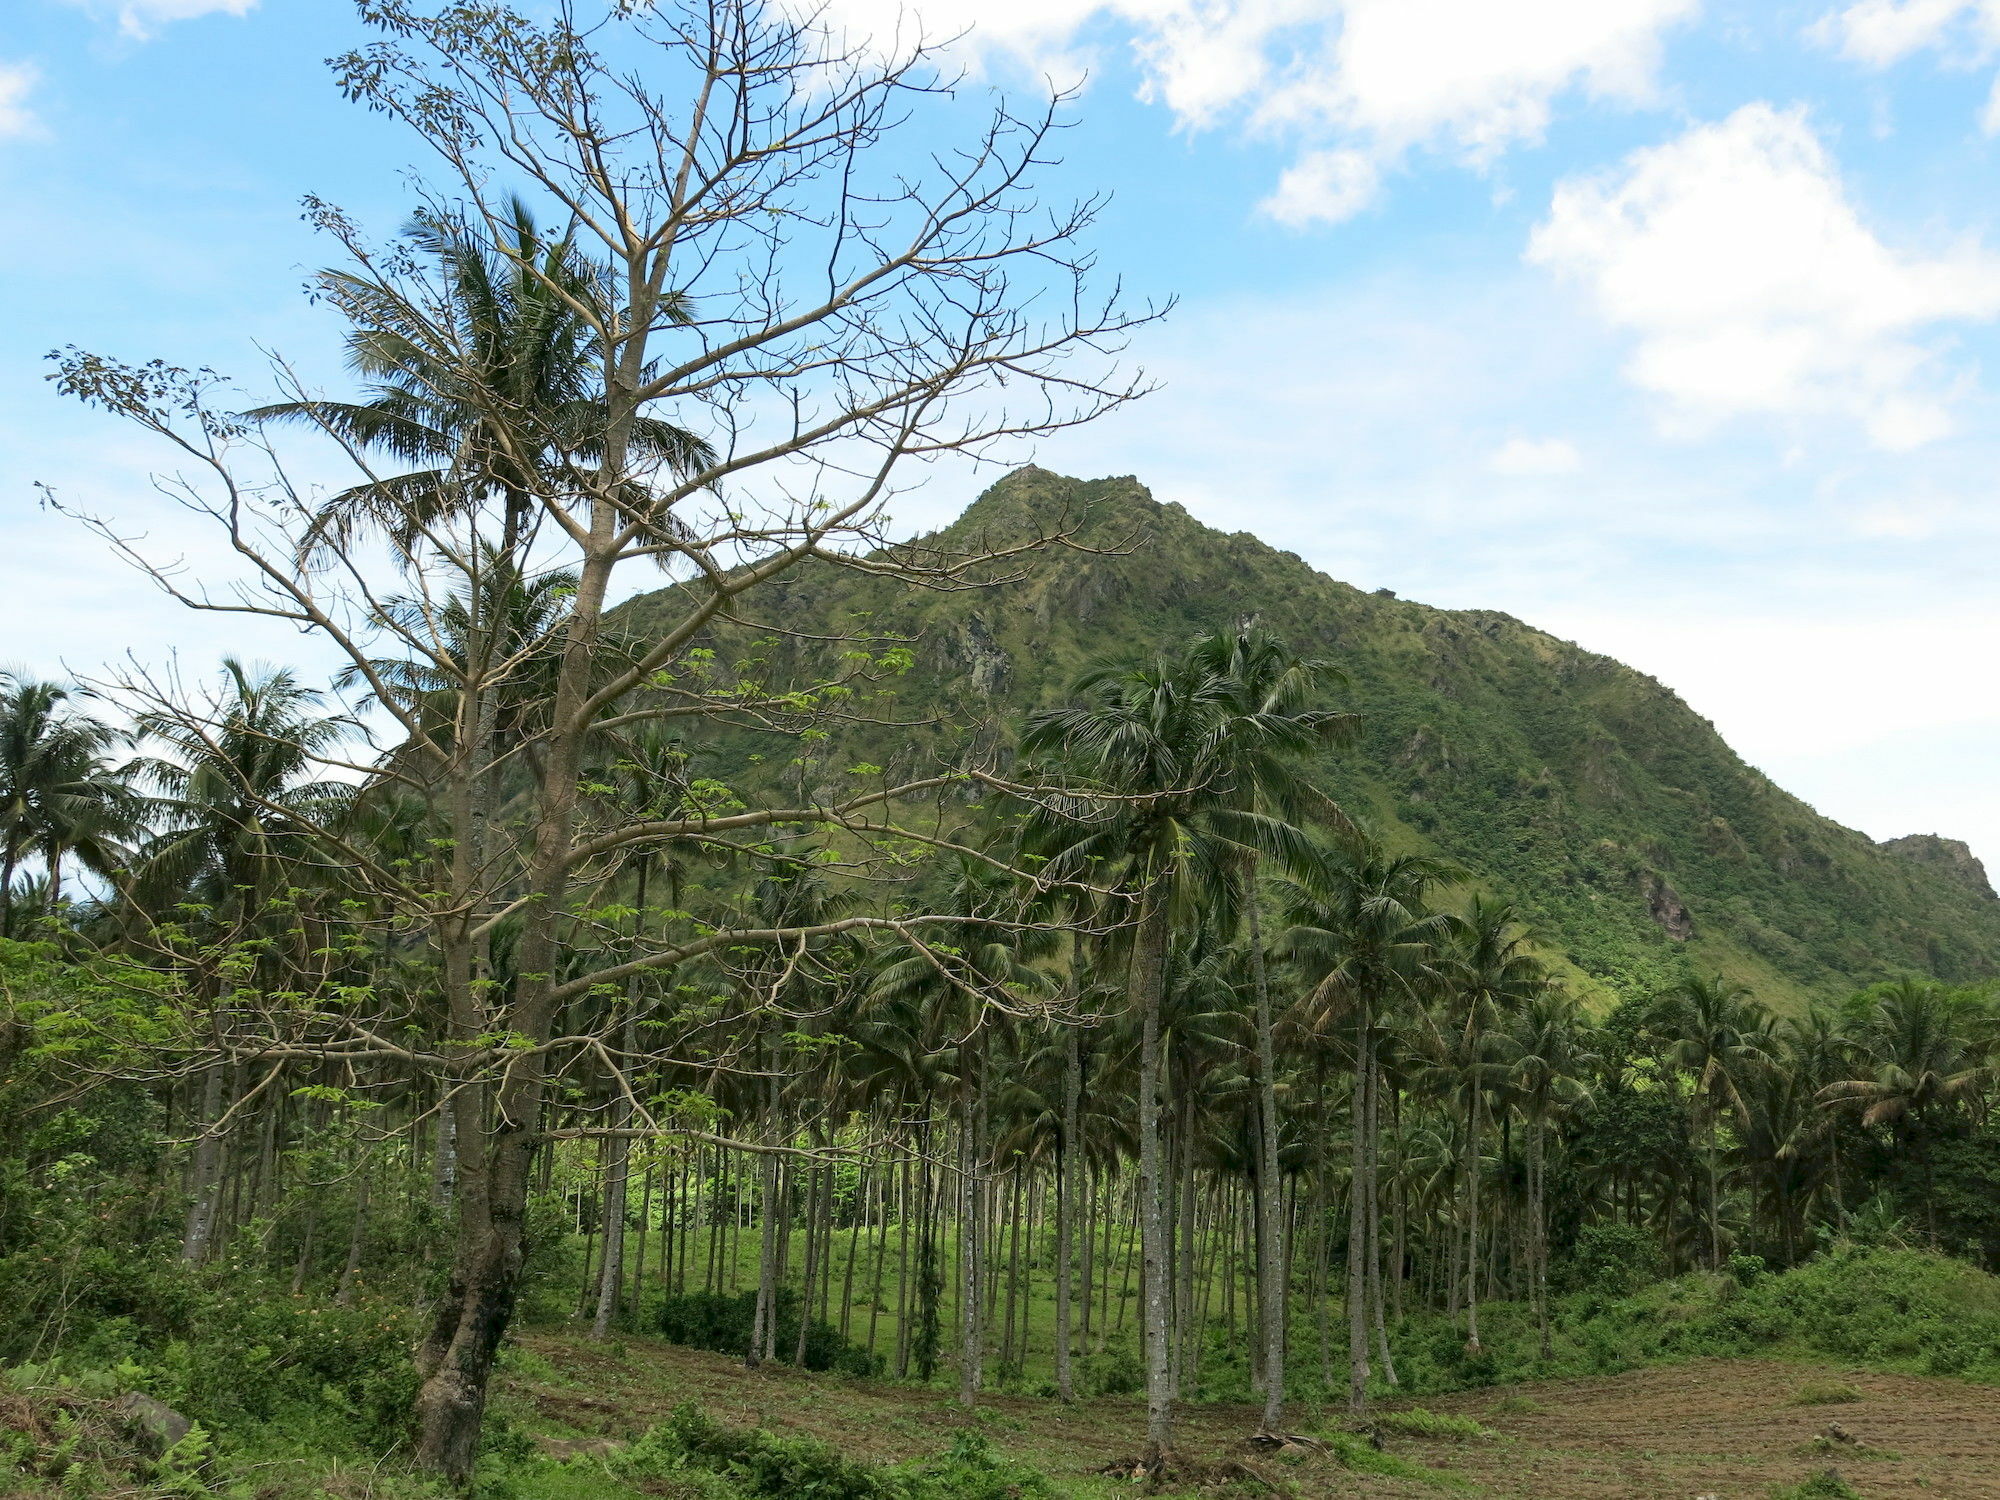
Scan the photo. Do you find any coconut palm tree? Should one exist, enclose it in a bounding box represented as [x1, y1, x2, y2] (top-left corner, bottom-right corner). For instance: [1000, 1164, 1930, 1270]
[1648, 974, 1769, 1270]
[0, 676, 141, 935]
[1506, 989, 1595, 1354]
[1022, 629, 1335, 1466]
[870, 854, 1052, 1405]
[1427, 896, 1544, 1352]
[1819, 977, 1989, 1242]
[130, 661, 354, 926]
[248, 199, 712, 562]
[1187, 626, 1352, 1432]
[1281, 835, 1458, 1412]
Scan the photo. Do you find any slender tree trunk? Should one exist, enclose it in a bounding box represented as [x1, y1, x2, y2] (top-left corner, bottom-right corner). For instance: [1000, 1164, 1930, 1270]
[1533, 1121, 1552, 1359]
[1247, 897, 1287, 1432]
[1055, 1027, 1080, 1402]
[1464, 1079, 1483, 1352]
[1133, 896, 1176, 1467]
[1366, 1058, 1398, 1386]
[1346, 1008, 1372, 1414]
[180, 1061, 228, 1264]
[958, 1057, 985, 1407]
[335, 1171, 372, 1307]
[592, 995, 640, 1340]
[1707, 1109, 1722, 1271]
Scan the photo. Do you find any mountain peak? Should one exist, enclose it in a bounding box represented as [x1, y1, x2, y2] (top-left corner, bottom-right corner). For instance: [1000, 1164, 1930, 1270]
[1880, 834, 1997, 902]
[622, 467, 2000, 1005]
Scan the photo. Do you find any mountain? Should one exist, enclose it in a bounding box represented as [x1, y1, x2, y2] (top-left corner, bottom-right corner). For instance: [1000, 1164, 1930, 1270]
[616, 468, 2000, 1008]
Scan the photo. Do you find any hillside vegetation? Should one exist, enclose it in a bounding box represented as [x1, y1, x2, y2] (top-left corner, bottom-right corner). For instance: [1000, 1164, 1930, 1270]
[620, 467, 2000, 1006]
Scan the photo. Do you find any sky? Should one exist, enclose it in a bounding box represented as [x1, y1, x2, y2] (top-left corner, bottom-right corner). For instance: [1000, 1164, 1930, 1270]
[1, 0, 1998, 868]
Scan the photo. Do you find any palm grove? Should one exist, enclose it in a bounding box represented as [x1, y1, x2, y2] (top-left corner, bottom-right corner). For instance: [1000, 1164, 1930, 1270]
[4, 0, 1999, 1488]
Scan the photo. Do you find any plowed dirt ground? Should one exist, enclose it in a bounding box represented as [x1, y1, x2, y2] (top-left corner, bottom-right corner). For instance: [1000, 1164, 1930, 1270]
[517, 1333, 2000, 1498]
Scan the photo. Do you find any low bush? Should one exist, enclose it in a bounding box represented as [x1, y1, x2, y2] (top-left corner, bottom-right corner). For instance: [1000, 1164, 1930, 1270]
[1770, 1470, 1863, 1500]
[1379, 1246, 2000, 1400]
[1371, 1408, 1493, 1440]
[612, 1404, 1056, 1500]
[655, 1289, 883, 1377]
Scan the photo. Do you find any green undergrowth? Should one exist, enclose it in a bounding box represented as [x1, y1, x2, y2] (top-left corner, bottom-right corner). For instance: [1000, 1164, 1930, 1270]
[1371, 1245, 2000, 1398]
[1769, 1470, 1864, 1500]
[1312, 1429, 1473, 1489]
[1368, 1409, 1494, 1440]
[595, 1402, 1056, 1500]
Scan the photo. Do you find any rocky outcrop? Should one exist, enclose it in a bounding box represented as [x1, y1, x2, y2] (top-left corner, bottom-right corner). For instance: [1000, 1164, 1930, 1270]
[114, 1392, 193, 1453]
[1643, 872, 1694, 941]
[1880, 835, 1997, 901]
[950, 613, 1010, 697]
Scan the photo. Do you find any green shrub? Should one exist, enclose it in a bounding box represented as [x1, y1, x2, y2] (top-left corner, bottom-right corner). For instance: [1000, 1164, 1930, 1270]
[1770, 1469, 1863, 1500]
[614, 1405, 1058, 1500]
[1791, 1382, 1862, 1406]
[655, 1290, 882, 1377]
[1372, 1408, 1493, 1440]
[1317, 1431, 1466, 1487]
[1556, 1223, 1663, 1296]
[625, 1402, 901, 1500]
[904, 1432, 1054, 1500]
[1078, 1345, 1143, 1397]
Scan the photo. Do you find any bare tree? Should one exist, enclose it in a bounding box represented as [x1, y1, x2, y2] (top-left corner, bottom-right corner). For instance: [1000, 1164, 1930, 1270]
[47, 0, 1155, 1479]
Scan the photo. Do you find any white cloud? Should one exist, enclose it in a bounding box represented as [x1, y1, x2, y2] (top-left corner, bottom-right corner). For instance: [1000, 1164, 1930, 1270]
[59, 0, 257, 41]
[0, 63, 40, 140]
[1818, 0, 2000, 66]
[1817, 0, 2000, 132]
[807, 0, 1698, 225]
[1528, 103, 2000, 448]
[1488, 436, 1583, 475]
[1255, 0, 1697, 154]
[1261, 147, 1380, 225]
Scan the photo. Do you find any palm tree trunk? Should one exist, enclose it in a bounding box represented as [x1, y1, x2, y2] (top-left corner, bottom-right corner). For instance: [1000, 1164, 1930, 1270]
[1533, 1121, 1552, 1359]
[1464, 1079, 1483, 1352]
[1347, 1005, 1373, 1414]
[1247, 897, 1287, 1433]
[591, 996, 639, 1340]
[1055, 1026, 1080, 1402]
[958, 1056, 984, 1406]
[1366, 1056, 1398, 1386]
[1707, 1110, 1722, 1271]
[1133, 894, 1176, 1467]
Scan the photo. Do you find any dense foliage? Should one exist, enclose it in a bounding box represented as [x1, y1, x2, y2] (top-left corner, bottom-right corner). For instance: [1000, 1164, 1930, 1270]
[5, 1, 1999, 1491]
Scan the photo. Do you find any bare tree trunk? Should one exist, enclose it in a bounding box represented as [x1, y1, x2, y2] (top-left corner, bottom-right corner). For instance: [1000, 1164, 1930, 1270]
[591, 996, 640, 1340]
[1134, 897, 1176, 1467]
[1464, 1079, 1483, 1353]
[1055, 1026, 1080, 1402]
[1533, 1121, 1552, 1360]
[412, 1080, 538, 1481]
[335, 1171, 372, 1307]
[1366, 1059, 1398, 1387]
[957, 1055, 985, 1407]
[179, 1062, 228, 1264]
[1247, 897, 1287, 1433]
[1347, 1009, 1372, 1415]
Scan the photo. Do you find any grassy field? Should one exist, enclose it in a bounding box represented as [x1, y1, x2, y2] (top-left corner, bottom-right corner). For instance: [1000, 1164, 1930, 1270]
[16, 1246, 2000, 1496]
[501, 1328, 2000, 1498]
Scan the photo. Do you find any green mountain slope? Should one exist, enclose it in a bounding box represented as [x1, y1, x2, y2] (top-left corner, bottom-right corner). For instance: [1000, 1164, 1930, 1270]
[618, 468, 2000, 1007]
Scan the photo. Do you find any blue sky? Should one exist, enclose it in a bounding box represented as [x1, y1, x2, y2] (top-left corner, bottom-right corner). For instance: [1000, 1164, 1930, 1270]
[3, 0, 1999, 872]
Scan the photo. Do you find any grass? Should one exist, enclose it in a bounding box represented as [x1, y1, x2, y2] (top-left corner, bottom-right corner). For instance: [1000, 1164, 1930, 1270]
[1791, 1381, 1863, 1406]
[1314, 1431, 1475, 1489]
[1368, 1409, 1495, 1440]
[1768, 1471, 1864, 1500]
